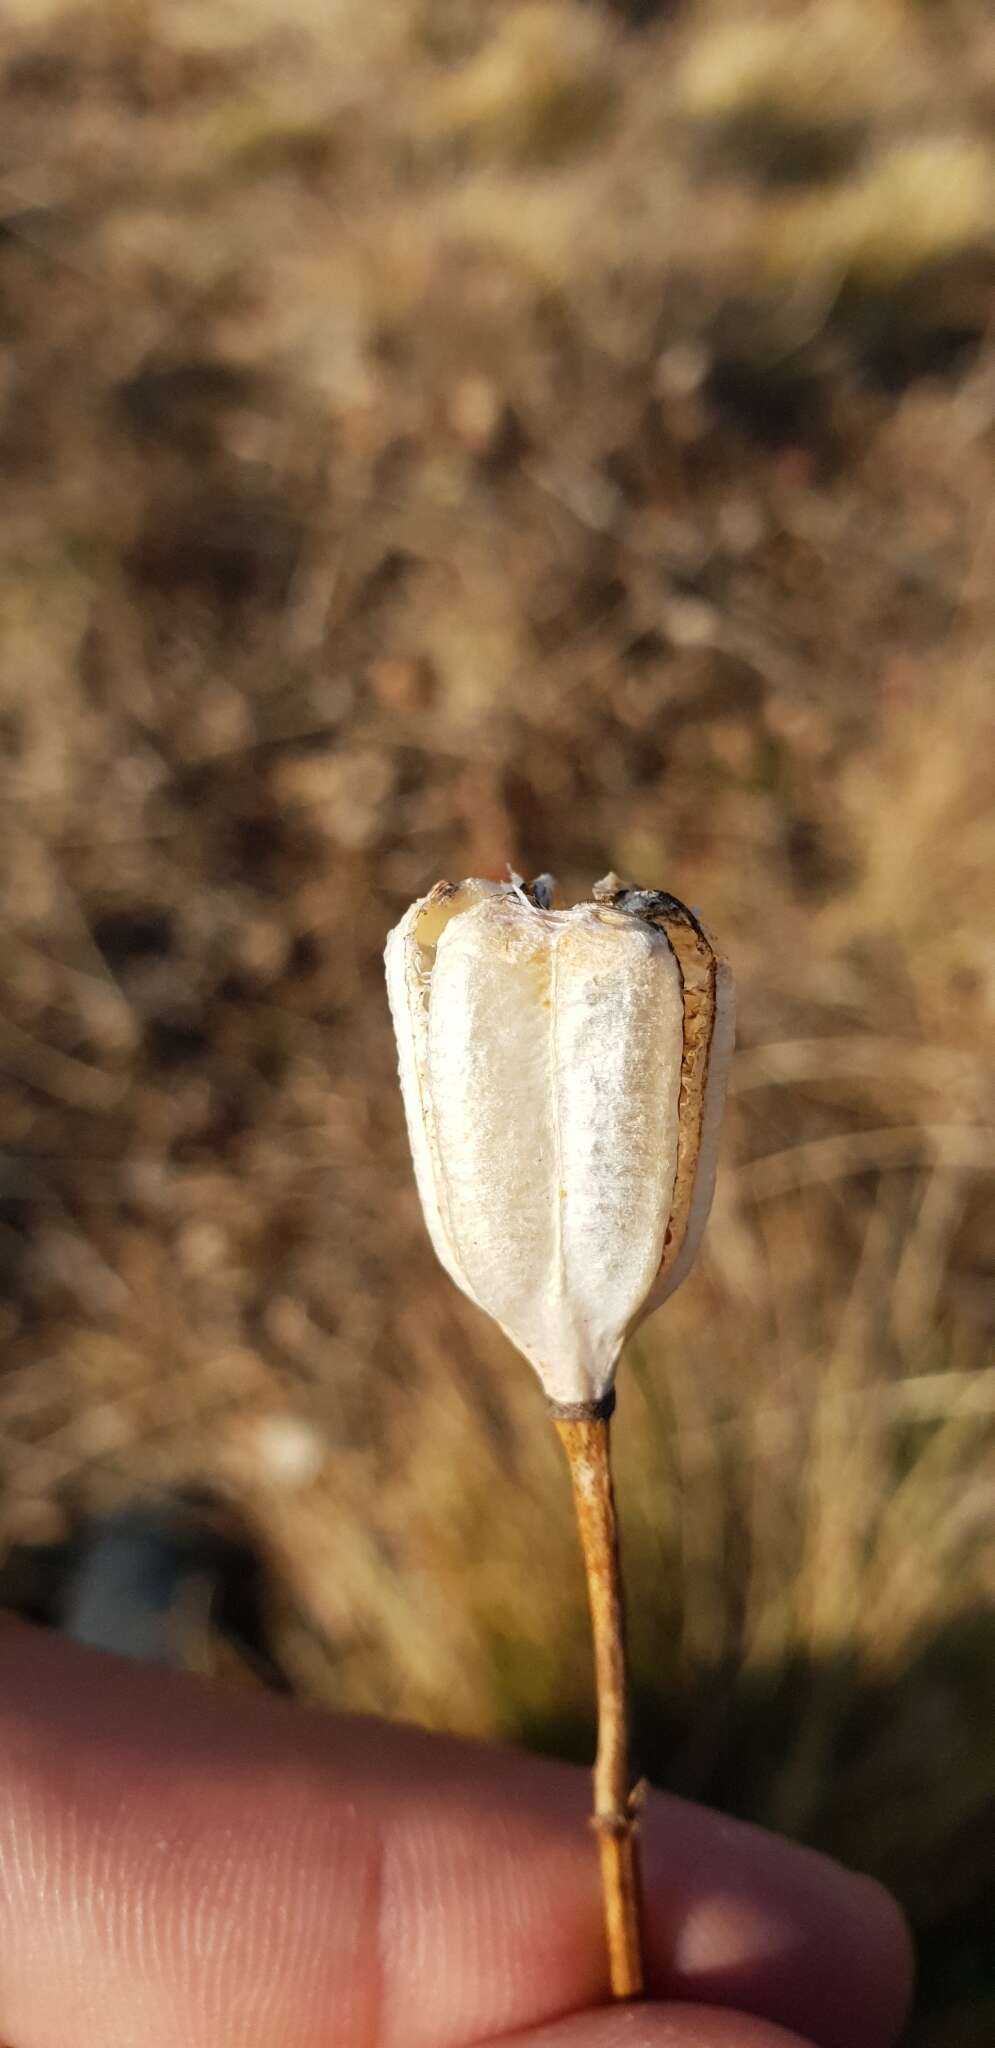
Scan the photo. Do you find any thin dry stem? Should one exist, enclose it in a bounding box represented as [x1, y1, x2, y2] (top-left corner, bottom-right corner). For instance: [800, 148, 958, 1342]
[555, 1413, 644, 2001]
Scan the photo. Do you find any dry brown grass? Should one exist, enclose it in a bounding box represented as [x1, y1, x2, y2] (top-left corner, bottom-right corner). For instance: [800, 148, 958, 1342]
[1, 1, 993, 2039]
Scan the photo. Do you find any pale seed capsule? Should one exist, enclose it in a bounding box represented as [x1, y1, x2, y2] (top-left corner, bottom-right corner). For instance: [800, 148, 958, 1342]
[384, 875, 734, 1410]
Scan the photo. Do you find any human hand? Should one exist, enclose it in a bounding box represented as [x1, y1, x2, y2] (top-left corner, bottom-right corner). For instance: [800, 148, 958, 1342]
[0, 1620, 912, 2048]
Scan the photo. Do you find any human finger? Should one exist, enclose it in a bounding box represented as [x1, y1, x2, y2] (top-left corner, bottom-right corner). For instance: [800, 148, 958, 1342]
[0, 1620, 912, 2048]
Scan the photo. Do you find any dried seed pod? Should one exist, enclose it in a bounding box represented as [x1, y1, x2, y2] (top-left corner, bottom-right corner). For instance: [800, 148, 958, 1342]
[385, 870, 733, 2001]
[384, 874, 734, 1410]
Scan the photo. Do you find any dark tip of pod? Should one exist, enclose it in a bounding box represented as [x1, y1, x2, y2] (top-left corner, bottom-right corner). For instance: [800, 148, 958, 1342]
[527, 873, 557, 909]
[610, 886, 709, 944]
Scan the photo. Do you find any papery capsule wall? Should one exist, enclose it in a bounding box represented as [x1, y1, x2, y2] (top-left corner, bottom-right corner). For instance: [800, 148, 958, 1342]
[385, 878, 502, 1302]
[620, 892, 736, 1325]
[385, 880, 733, 1408]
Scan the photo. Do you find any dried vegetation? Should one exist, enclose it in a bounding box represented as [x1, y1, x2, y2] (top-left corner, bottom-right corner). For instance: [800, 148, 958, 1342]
[0, 2, 993, 2039]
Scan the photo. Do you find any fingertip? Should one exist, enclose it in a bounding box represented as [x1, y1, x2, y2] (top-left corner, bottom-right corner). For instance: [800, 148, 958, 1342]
[846, 1872, 916, 2042]
[641, 1804, 915, 2048]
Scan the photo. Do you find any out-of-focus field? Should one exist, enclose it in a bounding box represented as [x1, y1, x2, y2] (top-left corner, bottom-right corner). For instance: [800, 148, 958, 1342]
[0, 0, 993, 2037]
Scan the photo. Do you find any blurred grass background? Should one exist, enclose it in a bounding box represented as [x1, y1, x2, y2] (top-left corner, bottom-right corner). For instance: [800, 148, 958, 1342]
[0, 0, 993, 2039]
